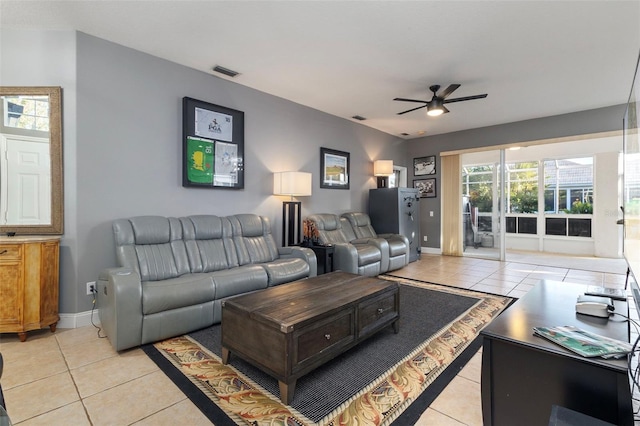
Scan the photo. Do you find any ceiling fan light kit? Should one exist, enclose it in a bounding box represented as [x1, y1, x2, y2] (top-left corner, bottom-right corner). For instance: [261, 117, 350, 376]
[395, 84, 487, 117]
[427, 99, 445, 116]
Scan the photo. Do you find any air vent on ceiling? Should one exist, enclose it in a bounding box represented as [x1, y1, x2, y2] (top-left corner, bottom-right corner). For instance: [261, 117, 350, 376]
[401, 133, 410, 136]
[212, 65, 240, 78]
[351, 115, 367, 121]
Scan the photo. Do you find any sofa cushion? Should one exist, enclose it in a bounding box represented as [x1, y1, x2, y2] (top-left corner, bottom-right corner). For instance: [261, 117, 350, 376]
[354, 244, 382, 266]
[181, 215, 239, 273]
[307, 214, 350, 244]
[342, 212, 377, 239]
[229, 214, 279, 264]
[142, 273, 215, 315]
[388, 239, 407, 257]
[211, 265, 269, 299]
[340, 217, 358, 241]
[262, 258, 309, 286]
[114, 216, 189, 281]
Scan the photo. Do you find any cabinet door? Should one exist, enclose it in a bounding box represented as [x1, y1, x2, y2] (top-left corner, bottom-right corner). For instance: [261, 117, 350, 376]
[0, 260, 23, 327]
[39, 241, 60, 323]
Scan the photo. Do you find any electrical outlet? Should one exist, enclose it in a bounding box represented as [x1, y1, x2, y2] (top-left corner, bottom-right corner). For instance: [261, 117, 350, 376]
[423, 236, 428, 242]
[86, 281, 96, 295]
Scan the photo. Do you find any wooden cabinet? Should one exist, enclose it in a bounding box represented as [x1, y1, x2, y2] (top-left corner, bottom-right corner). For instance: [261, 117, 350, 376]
[0, 236, 60, 342]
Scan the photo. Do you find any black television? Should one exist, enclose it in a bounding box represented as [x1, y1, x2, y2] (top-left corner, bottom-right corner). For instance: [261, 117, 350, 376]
[623, 49, 640, 306]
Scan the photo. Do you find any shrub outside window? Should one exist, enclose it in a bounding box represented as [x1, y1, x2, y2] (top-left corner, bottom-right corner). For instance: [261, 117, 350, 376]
[543, 158, 593, 214]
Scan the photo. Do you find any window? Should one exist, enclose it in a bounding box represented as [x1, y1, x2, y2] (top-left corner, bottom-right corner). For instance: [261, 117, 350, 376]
[543, 158, 593, 214]
[3, 95, 50, 131]
[462, 165, 494, 213]
[507, 162, 538, 213]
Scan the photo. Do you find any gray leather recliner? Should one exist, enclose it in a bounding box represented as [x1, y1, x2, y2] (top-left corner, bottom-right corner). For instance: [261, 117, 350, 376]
[306, 213, 387, 276]
[341, 212, 410, 272]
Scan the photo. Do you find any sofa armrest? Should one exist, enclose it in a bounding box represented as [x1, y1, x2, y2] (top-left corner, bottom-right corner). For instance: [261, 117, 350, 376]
[379, 233, 410, 250]
[97, 267, 144, 351]
[350, 238, 390, 272]
[278, 246, 318, 277]
[332, 243, 360, 275]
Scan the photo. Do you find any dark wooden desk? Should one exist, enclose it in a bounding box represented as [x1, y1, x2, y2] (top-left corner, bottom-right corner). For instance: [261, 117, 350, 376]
[480, 280, 633, 426]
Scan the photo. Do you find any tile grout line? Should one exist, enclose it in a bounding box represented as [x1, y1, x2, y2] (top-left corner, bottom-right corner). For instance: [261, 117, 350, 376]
[55, 333, 95, 426]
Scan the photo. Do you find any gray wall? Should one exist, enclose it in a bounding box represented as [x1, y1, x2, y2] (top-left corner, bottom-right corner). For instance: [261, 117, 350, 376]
[3, 30, 405, 314]
[3, 28, 624, 315]
[406, 105, 626, 249]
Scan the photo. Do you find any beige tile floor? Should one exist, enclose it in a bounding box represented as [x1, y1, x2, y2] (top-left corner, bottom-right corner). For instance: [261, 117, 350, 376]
[0, 252, 632, 425]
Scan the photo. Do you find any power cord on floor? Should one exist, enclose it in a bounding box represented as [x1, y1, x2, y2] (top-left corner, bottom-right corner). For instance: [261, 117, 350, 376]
[90, 286, 107, 339]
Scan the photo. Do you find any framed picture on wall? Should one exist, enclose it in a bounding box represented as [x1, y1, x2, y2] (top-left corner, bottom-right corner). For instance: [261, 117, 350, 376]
[414, 155, 436, 176]
[320, 147, 350, 189]
[414, 178, 437, 198]
[182, 97, 244, 189]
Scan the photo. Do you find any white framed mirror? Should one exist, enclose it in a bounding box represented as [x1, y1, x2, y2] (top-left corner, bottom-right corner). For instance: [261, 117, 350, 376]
[0, 86, 63, 235]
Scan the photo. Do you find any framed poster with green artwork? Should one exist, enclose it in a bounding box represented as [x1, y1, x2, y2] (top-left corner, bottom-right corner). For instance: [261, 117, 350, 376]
[182, 97, 244, 189]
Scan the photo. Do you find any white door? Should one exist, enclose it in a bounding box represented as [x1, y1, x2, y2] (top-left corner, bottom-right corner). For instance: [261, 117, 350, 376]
[0, 134, 51, 225]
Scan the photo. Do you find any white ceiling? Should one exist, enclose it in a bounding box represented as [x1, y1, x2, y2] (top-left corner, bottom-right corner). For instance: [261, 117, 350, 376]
[2, 1, 639, 139]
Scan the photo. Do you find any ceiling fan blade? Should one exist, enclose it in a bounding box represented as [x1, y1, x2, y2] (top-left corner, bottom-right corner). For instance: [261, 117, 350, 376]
[443, 94, 488, 104]
[439, 84, 461, 99]
[393, 97, 429, 104]
[442, 105, 450, 114]
[397, 104, 428, 115]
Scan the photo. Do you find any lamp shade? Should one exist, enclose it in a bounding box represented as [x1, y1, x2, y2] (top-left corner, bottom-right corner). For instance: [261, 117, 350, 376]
[273, 171, 312, 196]
[373, 160, 394, 176]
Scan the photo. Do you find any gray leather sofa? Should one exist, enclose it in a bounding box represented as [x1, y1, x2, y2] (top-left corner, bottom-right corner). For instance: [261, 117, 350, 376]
[306, 213, 388, 276]
[341, 212, 410, 271]
[97, 214, 316, 351]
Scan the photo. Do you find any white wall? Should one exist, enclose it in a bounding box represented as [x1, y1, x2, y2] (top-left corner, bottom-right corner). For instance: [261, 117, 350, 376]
[594, 151, 622, 257]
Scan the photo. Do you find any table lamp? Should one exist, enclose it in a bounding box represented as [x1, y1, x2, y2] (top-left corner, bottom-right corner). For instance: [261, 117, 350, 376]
[374, 160, 393, 188]
[273, 171, 312, 246]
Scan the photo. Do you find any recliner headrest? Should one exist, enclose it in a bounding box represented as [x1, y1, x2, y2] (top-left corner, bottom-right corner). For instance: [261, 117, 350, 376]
[345, 212, 370, 227]
[308, 214, 341, 231]
[183, 215, 225, 239]
[128, 216, 172, 245]
[233, 214, 265, 237]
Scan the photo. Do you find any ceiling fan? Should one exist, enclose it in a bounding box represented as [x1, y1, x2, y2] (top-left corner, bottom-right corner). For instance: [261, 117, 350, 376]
[394, 84, 487, 116]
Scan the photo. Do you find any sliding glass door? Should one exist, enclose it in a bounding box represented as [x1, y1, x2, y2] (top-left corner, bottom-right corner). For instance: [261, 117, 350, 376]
[461, 150, 503, 260]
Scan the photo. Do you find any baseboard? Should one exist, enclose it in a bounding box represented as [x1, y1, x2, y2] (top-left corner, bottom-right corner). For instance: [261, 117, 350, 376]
[58, 310, 100, 329]
[421, 246, 442, 255]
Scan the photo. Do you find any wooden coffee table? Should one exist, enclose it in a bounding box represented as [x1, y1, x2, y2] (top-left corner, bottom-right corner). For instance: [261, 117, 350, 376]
[221, 271, 400, 404]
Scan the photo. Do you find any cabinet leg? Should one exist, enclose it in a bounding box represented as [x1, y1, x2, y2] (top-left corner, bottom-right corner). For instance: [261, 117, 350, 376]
[18, 332, 27, 342]
[221, 347, 230, 365]
[279, 380, 296, 405]
[49, 322, 58, 333]
[392, 319, 399, 334]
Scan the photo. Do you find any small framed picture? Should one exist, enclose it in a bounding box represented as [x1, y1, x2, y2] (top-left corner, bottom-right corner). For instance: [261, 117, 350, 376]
[414, 155, 436, 176]
[414, 178, 437, 198]
[320, 147, 350, 189]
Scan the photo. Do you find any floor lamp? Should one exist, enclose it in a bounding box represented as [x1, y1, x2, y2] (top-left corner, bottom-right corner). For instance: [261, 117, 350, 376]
[273, 171, 312, 246]
[374, 160, 393, 188]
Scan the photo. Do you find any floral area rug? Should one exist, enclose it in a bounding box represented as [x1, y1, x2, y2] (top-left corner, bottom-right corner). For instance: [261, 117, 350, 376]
[142, 275, 512, 425]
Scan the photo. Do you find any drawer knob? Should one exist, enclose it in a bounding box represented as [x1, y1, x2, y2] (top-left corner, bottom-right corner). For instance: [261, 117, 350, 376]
[0, 250, 7, 255]
[377, 308, 384, 314]
[324, 334, 331, 340]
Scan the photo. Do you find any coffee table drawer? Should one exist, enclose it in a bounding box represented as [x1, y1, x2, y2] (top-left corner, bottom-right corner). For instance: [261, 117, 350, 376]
[358, 289, 399, 337]
[295, 309, 355, 369]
